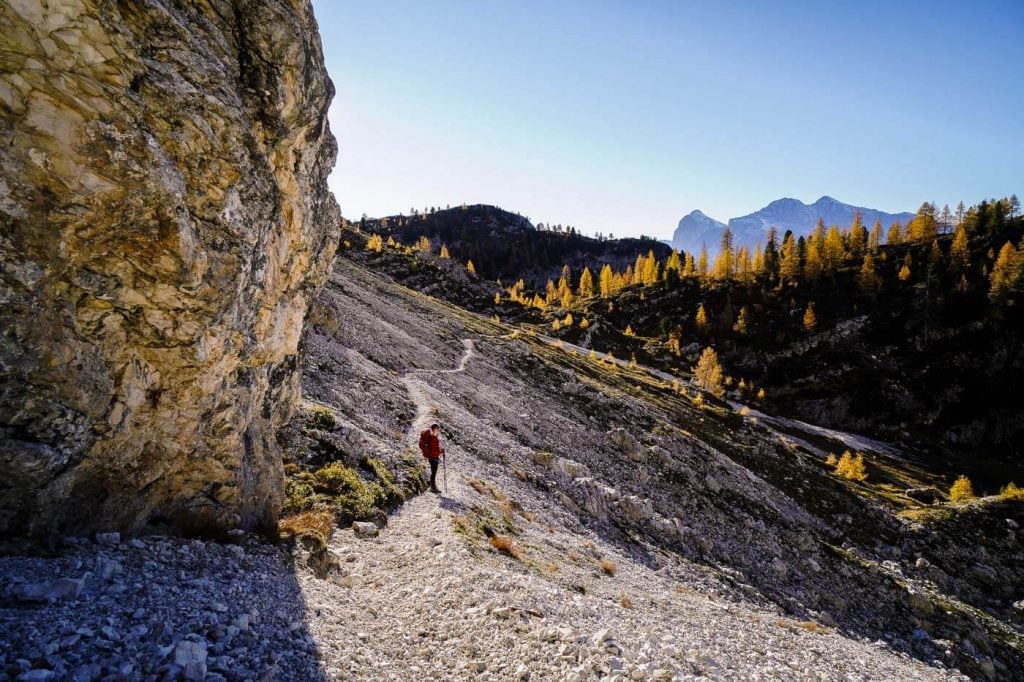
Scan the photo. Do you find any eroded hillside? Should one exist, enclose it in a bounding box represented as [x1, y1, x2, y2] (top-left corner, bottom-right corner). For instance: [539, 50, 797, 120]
[2, 256, 1020, 680]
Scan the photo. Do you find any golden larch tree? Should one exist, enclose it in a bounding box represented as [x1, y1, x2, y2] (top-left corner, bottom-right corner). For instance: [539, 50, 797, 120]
[802, 302, 817, 331]
[693, 346, 724, 397]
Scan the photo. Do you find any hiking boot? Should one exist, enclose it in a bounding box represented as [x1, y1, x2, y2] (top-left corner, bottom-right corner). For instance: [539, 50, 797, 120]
[430, 486, 441, 494]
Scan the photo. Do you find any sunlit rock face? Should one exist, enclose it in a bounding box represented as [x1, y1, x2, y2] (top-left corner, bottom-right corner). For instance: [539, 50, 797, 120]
[0, 0, 340, 537]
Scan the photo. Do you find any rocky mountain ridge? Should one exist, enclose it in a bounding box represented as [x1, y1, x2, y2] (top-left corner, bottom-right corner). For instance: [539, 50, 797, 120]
[672, 197, 915, 254]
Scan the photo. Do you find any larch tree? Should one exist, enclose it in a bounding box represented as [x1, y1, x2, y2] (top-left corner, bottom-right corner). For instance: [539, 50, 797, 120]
[949, 225, 970, 271]
[752, 242, 765, 277]
[898, 254, 912, 282]
[823, 225, 846, 270]
[802, 302, 817, 331]
[887, 223, 904, 245]
[578, 267, 595, 298]
[849, 222, 868, 256]
[466, 259, 477, 275]
[939, 204, 953, 234]
[695, 303, 709, 332]
[908, 202, 938, 242]
[949, 475, 975, 502]
[693, 346, 724, 397]
[868, 219, 883, 251]
[858, 252, 880, 294]
[439, 244, 451, 259]
[664, 250, 682, 280]
[599, 264, 615, 297]
[642, 250, 660, 286]
[955, 201, 966, 227]
[697, 244, 709, 279]
[779, 233, 800, 283]
[737, 246, 753, 282]
[682, 252, 696, 278]
[804, 240, 824, 279]
[714, 228, 734, 279]
[631, 253, 646, 286]
[989, 241, 1021, 302]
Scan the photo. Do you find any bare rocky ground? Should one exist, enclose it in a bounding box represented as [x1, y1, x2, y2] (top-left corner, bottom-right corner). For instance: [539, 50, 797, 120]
[2, 259, 1020, 680]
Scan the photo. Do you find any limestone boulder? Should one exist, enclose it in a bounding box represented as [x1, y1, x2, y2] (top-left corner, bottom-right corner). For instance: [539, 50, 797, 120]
[0, 0, 339, 537]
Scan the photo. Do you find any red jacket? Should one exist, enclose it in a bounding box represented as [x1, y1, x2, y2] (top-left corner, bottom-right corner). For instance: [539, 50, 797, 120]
[419, 429, 443, 459]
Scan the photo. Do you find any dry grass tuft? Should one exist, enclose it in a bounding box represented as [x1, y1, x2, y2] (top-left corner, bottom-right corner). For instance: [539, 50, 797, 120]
[278, 509, 334, 548]
[467, 478, 488, 495]
[620, 595, 632, 609]
[489, 534, 523, 560]
[567, 551, 581, 563]
[599, 558, 617, 576]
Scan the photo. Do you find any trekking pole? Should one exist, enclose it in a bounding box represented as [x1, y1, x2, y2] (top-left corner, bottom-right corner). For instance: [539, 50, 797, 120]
[443, 451, 448, 493]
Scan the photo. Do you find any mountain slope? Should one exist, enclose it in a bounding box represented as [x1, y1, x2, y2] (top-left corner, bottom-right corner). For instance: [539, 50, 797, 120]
[4, 255, 1021, 679]
[358, 204, 671, 287]
[284, 258, 1021, 678]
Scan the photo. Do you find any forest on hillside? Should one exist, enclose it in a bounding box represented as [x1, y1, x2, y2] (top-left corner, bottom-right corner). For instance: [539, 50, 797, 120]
[345, 197, 1024, 487]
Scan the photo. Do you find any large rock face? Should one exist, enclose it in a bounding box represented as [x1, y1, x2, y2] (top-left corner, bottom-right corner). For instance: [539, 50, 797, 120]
[0, 0, 340, 537]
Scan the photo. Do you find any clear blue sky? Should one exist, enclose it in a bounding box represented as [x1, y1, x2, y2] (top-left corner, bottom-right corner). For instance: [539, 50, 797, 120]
[312, 0, 1023, 239]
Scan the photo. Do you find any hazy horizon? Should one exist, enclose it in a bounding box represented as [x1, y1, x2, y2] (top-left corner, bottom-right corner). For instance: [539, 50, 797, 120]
[313, 0, 1024, 240]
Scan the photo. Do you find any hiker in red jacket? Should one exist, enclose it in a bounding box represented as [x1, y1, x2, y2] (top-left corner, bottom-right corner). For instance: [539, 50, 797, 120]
[418, 423, 445, 493]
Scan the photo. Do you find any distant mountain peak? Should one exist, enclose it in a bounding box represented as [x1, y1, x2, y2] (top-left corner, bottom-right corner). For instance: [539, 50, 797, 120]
[671, 196, 915, 254]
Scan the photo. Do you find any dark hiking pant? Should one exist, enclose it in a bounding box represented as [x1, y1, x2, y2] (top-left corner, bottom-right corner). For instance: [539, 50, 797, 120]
[428, 458, 439, 489]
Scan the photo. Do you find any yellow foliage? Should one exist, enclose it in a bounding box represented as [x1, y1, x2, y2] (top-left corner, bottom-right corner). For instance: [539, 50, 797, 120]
[693, 346, 724, 397]
[834, 451, 867, 481]
[803, 303, 817, 332]
[999, 482, 1024, 501]
[949, 475, 975, 502]
[467, 259, 476, 275]
[366, 234, 383, 252]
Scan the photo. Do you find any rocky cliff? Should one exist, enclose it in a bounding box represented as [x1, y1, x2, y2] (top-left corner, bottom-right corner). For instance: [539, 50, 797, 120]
[0, 0, 340, 538]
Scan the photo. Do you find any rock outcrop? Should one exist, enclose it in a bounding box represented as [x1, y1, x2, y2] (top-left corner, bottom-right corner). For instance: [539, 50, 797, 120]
[0, 0, 340, 537]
